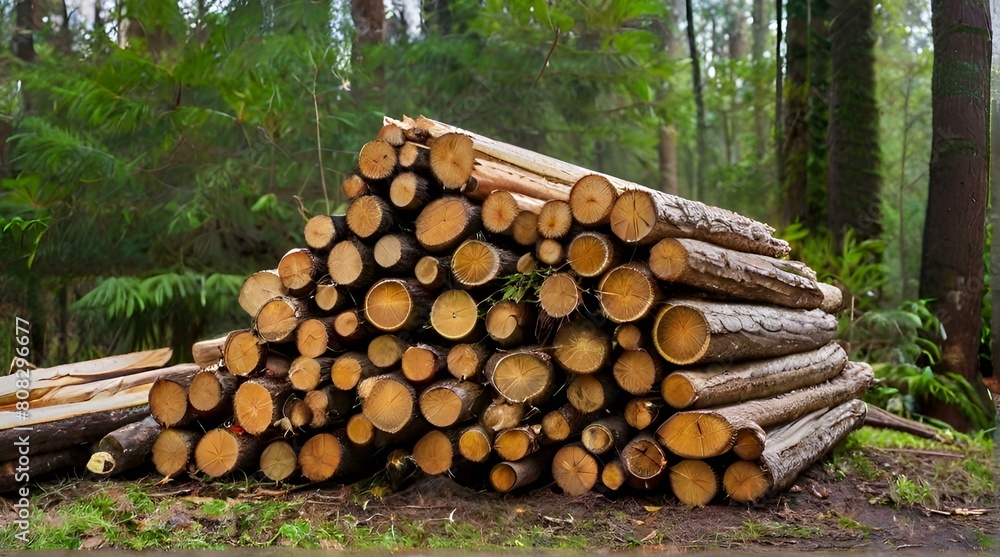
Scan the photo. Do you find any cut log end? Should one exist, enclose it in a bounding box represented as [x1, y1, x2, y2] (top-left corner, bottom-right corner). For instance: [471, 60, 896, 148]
[538, 272, 581, 319]
[656, 412, 733, 459]
[389, 172, 431, 211]
[260, 440, 298, 482]
[511, 211, 540, 246]
[415, 196, 482, 253]
[255, 297, 306, 344]
[364, 279, 428, 333]
[458, 425, 493, 463]
[189, 369, 231, 414]
[452, 239, 516, 287]
[482, 190, 522, 234]
[648, 238, 688, 281]
[622, 434, 668, 481]
[661, 373, 696, 409]
[358, 139, 398, 180]
[149, 379, 188, 427]
[552, 319, 611, 375]
[670, 460, 718, 508]
[430, 289, 479, 341]
[223, 330, 265, 377]
[486, 350, 554, 405]
[341, 172, 369, 199]
[567, 232, 616, 278]
[234, 381, 279, 435]
[447, 343, 489, 380]
[152, 429, 197, 477]
[327, 238, 374, 289]
[298, 432, 343, 482]
[360, 374, 416, 434]
[723, 460, 771, 504]
[536, 200, 573, 239]
[195, 428, 255, 478]
[569, 174, 618, 226]
[415, 255, 449, 290]
[608, 189, 657, 243]
[330, 351, 373, 390]
[652, 305, 711, 366]
[597, 263, 659, 323]
[430, 133, 475, 189]
[347, 195, 394, 240]
[413, 430, 454, 475]
[551, 444, 599, 496]
[612, 350, 662, 396]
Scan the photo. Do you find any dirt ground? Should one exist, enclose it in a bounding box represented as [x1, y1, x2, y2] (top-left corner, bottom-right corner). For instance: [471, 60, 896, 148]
[2, 425, 997, 551]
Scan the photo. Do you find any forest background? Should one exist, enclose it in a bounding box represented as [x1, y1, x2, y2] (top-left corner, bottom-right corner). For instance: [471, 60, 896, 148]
[0, 0, 996, 432]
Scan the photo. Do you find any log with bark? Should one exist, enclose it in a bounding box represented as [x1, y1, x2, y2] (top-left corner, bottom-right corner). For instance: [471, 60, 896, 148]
[86, 415, 163, 476]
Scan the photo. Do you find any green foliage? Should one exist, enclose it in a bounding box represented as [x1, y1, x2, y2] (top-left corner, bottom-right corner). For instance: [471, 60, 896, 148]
[865, 364, 994, 431]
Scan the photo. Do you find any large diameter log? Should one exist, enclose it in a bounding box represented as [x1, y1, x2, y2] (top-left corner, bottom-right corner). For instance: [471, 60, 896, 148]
[298, 429, 369, 481]
[430, 289, 480, 341]
[328, 238, 377, 289]
[0, 348, 171, 406]
[671, 459, 720, 508]
[234, 376, 292, 435]
[390, 116, 788, 256]
[538, 272, 581, 319]
[151, 428, 199, 477]
[657, 361, 873, 459]
[358, 372, 418, 434]
[238, 270, 288, 318]
[485, 301, 536, 347]
[1, 448, 87, 494]
[86, 415, 163, 476]
[401, 343, 448, 383]
[552, 318, 611, 375]
[304, 214, 348, 251]
[485, 348, 555, 406]
[278, 247, 324, 296]
[569, 174, 618, 227]
[723, 399, 868, 503]
[609, 188, 789, 256]
[260, 440, 298, 482]
[662, 342, 848, 410]
[551, 444, 599, 496]
[451, 239, 518, 288]
[358, 139, 398, 180]
[364, 278, 433, 333]
[621, 432, 669, 487]
[447, 343, 489, 381]
[254, 297, 311, 344]
[566, 231, 618, 278]
[415, 196, 482, 253]
[223, 329, 266, 377]
[418, 379, 484, 427]
[597, 263, 661, 323]
[429, 133, 475, 190]
[652, 300, 838, 366]
[612, 350, 665, 396]
[347, 194, 395, 240]
[648, 238, 827, 310]
[195, 428, 262, 477]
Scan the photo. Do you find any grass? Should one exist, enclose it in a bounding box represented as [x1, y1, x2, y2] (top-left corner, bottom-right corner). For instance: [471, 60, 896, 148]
[729, 518, 823, 544]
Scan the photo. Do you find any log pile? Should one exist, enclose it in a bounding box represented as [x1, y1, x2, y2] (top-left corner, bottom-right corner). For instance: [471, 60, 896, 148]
[1, 116, 874, 505]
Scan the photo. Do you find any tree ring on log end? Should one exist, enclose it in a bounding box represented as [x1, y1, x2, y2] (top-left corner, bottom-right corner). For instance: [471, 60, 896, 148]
[364, 279, 415, 332]
[652, 304, 711, 365]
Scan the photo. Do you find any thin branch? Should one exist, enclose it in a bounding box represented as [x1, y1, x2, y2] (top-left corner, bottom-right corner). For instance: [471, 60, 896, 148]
[534, 29, 561, 85]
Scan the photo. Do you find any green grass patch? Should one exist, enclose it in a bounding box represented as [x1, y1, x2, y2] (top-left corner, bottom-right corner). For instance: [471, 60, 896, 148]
[729, 518, 823, 544]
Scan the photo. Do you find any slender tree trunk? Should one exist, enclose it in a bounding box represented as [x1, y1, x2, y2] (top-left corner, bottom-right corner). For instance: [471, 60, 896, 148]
[806, 0, 830, 228]
[658, 124, 679, 195]
[12, 0, 35, 63]
[991, 1, 1000, 393]
[781, 0, 809, 227]
[826, 0, 880, 245]
[774, 0, 784, 191]
[752, 0, 769, 159]
[685, 0, 707, 200]
[920, 0, 994, 431]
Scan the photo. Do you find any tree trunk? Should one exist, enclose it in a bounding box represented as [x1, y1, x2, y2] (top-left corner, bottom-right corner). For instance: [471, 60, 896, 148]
[723, 399, 866, 502]
[490, 454, 548, 492]
[658, 124, 679, 195]
[685, 0, 707, 199]
[774, 0, 784, 189]
[751, 0, 769, 159]
[648, 238, 828, 309]
[12, 0, 36, 64]
[661, 342, 848, 409]
[806, 0, 830, 227]
[86, 415, 162, 476]
[652, 299, 838, 365]
[920, 0, 994, 431]
[781, 0, 809, 227]
[656, 361, 872, 458]
[827, 0, 881, 244]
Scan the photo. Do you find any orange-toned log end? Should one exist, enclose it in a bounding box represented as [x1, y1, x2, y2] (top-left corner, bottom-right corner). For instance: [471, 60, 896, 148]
[670, 459, 719, 508]
[551, 444, 599, 496]
[415, 196, 482, 253]
[458, 425, 493, 463]
[223, 330, 265, 377]
[327, 238, 375, 288]
[195, 428, 257, 478]
[569, 174, 618, 226]
[419, 380, 481, 427]
[149, 379, 188, 427]
[656, 412, 735, 459]
[482, 190, 522, 234]
[567, 374, 612, 413]
[277, 248, 319, 294]
[601, 459, 629, 491]
[254, 297, 302, 343]
[536, 200, 573, 239]
[189, 370, 229, 414]
[648, 238, 688, 281]
[597, 263, 659, 323]
[567, 232, 616, 278]
[346, 413, 376, 446]
[359, 374, 416, 434]
[389, 172, 432, 211]
[415, 255, 449, 290]
[447, 343, 489, 381]
[451, 239, 512, 287]
[538, 272, 581, 319]
[260, 440, 297, 482]
[490, 458, 545, 493]
[298, 432, 343, 481]
[430, 133, 475, 190]
[413, 430, 454, 475]
[623, 397, 661, 431]
[152, 429, 197, 477]
[652, 305, 711, 365]
[377, 122, 406, 147]
[552, 318, 611, 375]
[341, 172, 369, 200]
[234, 382, 277, 435]
[622, 435, 668, 481]
[347, 195, 394, 240]
[296, 319, 333, 359]
[612, 350, 662, 396]
[661, 372, 697, 409]
[609, 189, 657, 244]
[723, 460, 771, 504]
[314, 281, 344, 313]
[511, 211, 540, 246]
[733, 425, 766, 461]
[486, 350, 554, 406]
[489, 462, 519, 493]
[358, 139, 398, 180]
[430, 289, 479, 341]
[364, 279, 427, 333]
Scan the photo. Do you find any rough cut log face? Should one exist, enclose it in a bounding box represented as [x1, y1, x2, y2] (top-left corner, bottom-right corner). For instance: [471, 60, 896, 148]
[485, 349, 555, 406]
[430, 133, 475, 189]
[481, 190, 522, 234]
[368, 334, 409, 369]
[346, 413, 376, 446]
[652, 300, 838, 366]
[511, 211, 540, 246]
[569, 174, 618, 226]
[447, 343, 489, 380]
[494, 424, 542, 461]
[152, 428, 199, 477]
[189, 368, 236, 415]
[295, 317, 337, 359]
[536, 200, 574, 239]
[288, 356, 329, 392]
[390, 172, 433, 211]
[149, 377, 190, 427]
[364, 278, 432, 333]
[347, 194, 395, 240]
[333, 309, 369, 342]
[277, 248, 322, 296]
[359, 373, 417, 434]
[254, 297, 310, 344]
[234, 376, 290, 435]
[622, 433, 668, 481]
[535, 238, 564, 266]
[485, 301, 535, 347]
[327, 238, 376, 289]
[481, 397, 527, 432]
[601, 459, 630, 491]
[304, 214, 348, 251]
[551, 444, 599, 496]
[223, 329, 266, 377]
[490, 457, 545, 493]
[401, 343, 448, 383]
[358, 139, 398, 180]
[451, 239, 518, 288]
[331, 351, 376, 390]
[567, 373, 616, 413]
[260, 440, 297, 482]
[581, 416, 630, 455]
[341, 172, 369, 199]
[195, 428, 261, 478]
[430, 289, 480, 341]
[614, 323, 647, 352]
[415, 196, 482, 253]
[415, 255, 449, 290]
[314, 280, 345, 313]
[661, 342, 848, 410]
[238, 270, 287, 318]
[399, 141, 430, 170]
[566, 232, 617, 278]
[552, 318, 611, 375]
[538, 272, 581, 318]
[597, 263, 661, 323]
[378, 123, 406, 147]
[374, 234, 423, 274]
[413, 429, 455, 475]
[418, 379, 484, 427]
[458, 424, 494, 462]
[670, 459, 719, 508]
[541, 403, 589, 441]
[87, 415, 163, 475]
[623, 397, 663, 431]
[298, 431, 344, 481]
[612, 349, 664, 396]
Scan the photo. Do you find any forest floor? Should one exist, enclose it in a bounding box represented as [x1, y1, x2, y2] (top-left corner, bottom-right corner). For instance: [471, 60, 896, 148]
[1, 426, 998, 551]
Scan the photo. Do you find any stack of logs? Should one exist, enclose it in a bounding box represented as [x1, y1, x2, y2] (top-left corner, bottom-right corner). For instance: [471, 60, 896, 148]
[145, 116, 872, 505]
